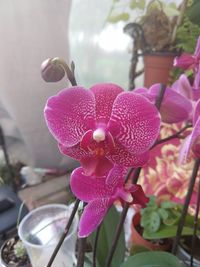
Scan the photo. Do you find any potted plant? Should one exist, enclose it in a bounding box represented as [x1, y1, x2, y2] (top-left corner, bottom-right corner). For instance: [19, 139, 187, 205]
[0, 235, 31, 267]
[130, 196, 198, 250]
[107, 0, 200, 88]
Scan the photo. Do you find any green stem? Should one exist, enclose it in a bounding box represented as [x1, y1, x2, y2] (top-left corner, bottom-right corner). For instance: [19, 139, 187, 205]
[172, 158, 200, 254]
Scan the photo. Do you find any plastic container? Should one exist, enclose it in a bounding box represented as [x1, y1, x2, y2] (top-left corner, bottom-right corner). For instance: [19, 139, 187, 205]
[18, 204, 78, 267]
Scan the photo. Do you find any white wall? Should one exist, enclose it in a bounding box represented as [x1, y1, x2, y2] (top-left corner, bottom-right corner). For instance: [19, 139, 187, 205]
[0, 0, 77, 170]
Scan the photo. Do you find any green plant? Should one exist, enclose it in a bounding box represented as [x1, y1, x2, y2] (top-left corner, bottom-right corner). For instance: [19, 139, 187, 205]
[107, 0, 199, 53]
[13, 241, 26, 259]
[140, 196, 200, 240]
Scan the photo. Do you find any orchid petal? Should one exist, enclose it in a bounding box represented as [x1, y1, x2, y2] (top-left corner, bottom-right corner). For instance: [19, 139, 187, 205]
[193, 63, 200, 90]
[90, 83, 123, 124]
[78, 198, 111, 237]
[172, 74, 193, 100]
[80, 156, 113, 177]
[180, 118, 200, 163]
[108, 141, 149, 167]
[44, 87, 96, 147]
[193, 99, 200, 125]
[108, 92, 160, 154]
[194, 36, 200, 58]
[70, 167, 114, 201]
[190, 118, 200, 150]
[179, 135, 193, 164]
[149, 84, 192, 123]
[105, 165, 126, 186]
[129, 184, 149, 208]
[134, 87, 155, 102]
[174, 53, 195, 70]
[58, 143, 89, 160]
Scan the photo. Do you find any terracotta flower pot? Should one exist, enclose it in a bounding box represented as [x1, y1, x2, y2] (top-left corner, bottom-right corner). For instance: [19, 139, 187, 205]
[144, 52, 176, 88]
[130, 212, 171, 251]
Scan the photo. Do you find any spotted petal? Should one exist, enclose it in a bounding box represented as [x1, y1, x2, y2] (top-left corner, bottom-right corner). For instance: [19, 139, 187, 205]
[44, 87, 96, 147]
[108, 141, 149, 167]
[149, 84, 192, 123]
[78, 198, 111, 237]
[58, 143, 89, 160]
[70, 167, 115, 202]
[108, 92, 160, 154]
[90, 83, 123, 124]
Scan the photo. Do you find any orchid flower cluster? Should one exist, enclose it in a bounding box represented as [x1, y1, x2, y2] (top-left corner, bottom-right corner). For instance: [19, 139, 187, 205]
[42, 36, 200, 265]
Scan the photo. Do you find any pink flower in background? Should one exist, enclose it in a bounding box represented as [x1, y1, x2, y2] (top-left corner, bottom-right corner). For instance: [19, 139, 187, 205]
[180, 99, 200, 162]
[174, 36, 200, 71]
[70, 165, 149, 237]
[44, 83, 160, 176]
[134, 83, 193, 123]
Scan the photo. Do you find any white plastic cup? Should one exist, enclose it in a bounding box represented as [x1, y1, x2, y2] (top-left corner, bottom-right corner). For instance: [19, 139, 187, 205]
[18, 204, 78, 267]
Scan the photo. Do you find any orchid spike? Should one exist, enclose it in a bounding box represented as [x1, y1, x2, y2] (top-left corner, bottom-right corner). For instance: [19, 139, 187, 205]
[44, 83, 161, 176]
[174, 36, 200, 71]
[134, 83, 193, 124]
[180, 99, 200, 163]
[70, 165, 149, 237]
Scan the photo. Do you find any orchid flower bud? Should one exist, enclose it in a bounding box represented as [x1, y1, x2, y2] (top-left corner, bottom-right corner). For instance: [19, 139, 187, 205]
[41, 57, 65, 82]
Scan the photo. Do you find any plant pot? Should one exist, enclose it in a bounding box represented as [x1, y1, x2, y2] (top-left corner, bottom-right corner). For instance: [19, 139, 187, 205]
[0, 235, 31, 267]
[130, 212, 171, 251]
[176, 236, 200, 267]
[144, 52, 176, 88]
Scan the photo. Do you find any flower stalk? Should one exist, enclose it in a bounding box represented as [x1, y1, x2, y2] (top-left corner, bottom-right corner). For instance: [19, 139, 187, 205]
[172, 158, 200, 254]
[46, 199, 80, 267]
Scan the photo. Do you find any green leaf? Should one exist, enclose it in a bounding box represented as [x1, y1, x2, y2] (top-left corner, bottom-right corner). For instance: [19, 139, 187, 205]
[141, 211, 160, 233]
[120, 251, 182, 267]
[129, 0, 146, 10]
[107, 13, 130, 23]
[89, 206, 125, 267]
[187, 0, 200, 25]
[143, 224, 199, 240]
[158, 208, 169, 221]
[160, 201, 178, 209]
[84, 253, 100, 267]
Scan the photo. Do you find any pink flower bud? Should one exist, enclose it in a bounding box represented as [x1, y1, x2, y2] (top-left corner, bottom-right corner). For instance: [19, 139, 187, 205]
[41, 58, 65, 82]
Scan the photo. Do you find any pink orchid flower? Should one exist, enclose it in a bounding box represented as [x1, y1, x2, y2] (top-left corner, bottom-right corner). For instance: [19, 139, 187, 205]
[44, 83, 160, 176]
[70, 165, 149, 237]
[174, 36, 200, 71]
[134, 82, 193, 124]
[180, 99, 200, 162]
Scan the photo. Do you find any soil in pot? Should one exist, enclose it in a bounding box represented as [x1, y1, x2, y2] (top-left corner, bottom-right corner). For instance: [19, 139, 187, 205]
[179, 235, 200, 263]
[1, 236, 31, 267]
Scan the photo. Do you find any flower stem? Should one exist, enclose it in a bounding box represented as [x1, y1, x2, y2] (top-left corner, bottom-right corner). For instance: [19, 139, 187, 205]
[155, 84, 166, 110]
[53, 58, 77, 86]
[172, 158, 200, 254]
[190, 175, 200, 267]
[46, 199, 80, 267]
[77, 237, 87, 267]
[104, 167, 142, 267]
[153, 124, 191, 147]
